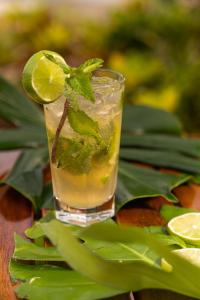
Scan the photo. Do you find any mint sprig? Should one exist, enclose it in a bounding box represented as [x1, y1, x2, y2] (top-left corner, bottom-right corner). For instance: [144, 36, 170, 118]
[45, 55, 104, 103]
[44, 55, 105, 169]
[67, 73, 95, 102]
[79, 58, 104, 73]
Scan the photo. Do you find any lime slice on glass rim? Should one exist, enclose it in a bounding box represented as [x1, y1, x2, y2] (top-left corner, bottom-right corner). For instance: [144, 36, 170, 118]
[168, 213, 200, 246]
[22, 50, 66, 104]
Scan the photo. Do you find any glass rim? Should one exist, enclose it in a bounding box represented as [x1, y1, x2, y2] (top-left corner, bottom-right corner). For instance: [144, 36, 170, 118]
[92, 68, 125, 87]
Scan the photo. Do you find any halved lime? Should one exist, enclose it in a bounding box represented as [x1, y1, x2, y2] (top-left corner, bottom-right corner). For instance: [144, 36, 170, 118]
[22, 50, 66, 104]
[168, 213, 200, 246]
[173, 248, 200, 267]
[161, 248, 200, 272]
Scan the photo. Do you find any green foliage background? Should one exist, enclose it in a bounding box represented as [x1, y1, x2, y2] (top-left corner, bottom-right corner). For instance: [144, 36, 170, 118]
[1, 0, 200, 132]
[0, 0, 200, 132]
[104, 0, 200, 132]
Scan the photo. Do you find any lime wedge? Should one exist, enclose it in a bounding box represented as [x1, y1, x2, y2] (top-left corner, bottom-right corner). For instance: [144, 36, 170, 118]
[173, 248, 200, 267]
[168, 213, 200, 246]
[161, 248, 200, 272]
[22, 50, 66, 104]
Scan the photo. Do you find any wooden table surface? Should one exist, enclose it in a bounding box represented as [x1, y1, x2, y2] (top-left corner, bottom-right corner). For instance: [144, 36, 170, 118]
[0, 152, 199, 300]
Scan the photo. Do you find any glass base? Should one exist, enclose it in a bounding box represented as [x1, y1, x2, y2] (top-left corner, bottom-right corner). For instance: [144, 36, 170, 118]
[55, 196, 115, 227]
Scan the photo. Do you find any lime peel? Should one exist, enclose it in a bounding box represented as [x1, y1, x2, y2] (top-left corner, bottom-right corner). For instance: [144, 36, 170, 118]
[174, 248, 200, 267]
[168, 213, 200, 246]
[161, 248, 200, 272]
[22, 50, 66, 104]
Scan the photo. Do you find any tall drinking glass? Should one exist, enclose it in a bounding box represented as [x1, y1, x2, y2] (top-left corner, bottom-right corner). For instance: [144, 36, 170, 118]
[44, 69, 125, 226]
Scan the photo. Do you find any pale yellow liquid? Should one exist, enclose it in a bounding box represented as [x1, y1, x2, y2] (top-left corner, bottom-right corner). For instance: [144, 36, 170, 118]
[44, 77, 123, 209]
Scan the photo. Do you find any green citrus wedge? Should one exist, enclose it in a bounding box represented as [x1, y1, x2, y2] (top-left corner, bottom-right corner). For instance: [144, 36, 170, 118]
[161, 248, 200, 272]
[22, 50, 66, 104]
[174, 248, 200, 267]
[168, 213, 200, 246]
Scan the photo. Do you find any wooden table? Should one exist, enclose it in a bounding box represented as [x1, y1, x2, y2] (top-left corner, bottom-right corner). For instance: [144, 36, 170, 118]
[0, 152, 199, 300]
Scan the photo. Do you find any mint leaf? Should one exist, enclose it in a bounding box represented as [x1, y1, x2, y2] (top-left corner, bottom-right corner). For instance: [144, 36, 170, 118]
[79, 58, 104, 73]
[48, 124, 111, 174]
[67, 73, 95, 102]
[68, 107, 100, 138]
[56, 135, 110, 174]
[56, 137, 94, 174]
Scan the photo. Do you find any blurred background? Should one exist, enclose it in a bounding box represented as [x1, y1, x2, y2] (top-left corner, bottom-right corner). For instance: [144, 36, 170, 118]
[1, 0, 200, 132]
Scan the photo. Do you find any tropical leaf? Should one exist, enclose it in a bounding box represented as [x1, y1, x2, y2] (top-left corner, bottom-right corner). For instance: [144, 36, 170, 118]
[40, 220, 200, 298]
[0, 128, 46, 150]
[1, 148, 49, 213]
[116, 161, 191, 211]
[25, 211, 56, 240]
[10, 261, 123, 300]
[0, 76, 198, 215]
[13, 234, 62, 261]
[121, 134, 200, 158]
[15, 219, 185, 263]
[160, 205, 196, 222]
[122, 105, 182, 135]
[84, 234, 185, 262]
[22, 159, 191, 212]
[40, 182, 54, 209]
[11, 219, 200, 299]
[0, 76, 47, 150]
[0, 76, 44, 127]
[120, 148, 200, 174]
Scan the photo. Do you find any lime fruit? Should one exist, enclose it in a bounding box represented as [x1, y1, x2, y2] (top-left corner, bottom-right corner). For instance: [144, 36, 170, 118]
[168, 213, 200, 246]
[173, 248, 200, 267]
[161, 248, 200, 272]
[22, 50, 66, 104]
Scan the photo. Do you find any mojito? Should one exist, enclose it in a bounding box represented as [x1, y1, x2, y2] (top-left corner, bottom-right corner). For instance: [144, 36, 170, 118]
[22, 50, 124, 226]
[44, 70, 124, 225]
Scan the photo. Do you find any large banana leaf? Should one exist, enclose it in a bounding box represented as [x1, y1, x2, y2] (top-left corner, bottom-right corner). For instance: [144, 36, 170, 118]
[1, 76, 199, 300]
[120, 148, 200, 174]
[5, 157, 190, 213]
[116, 161, 191, 210]
[122, 104, 182, 135]
[10, 261, 123, 300]
[0, 75, 199, 212]
[10, 220, 200, 299]
[121, 134, 200, 158]
[13, 219, 184, 262]
[0, 77, 43, 126]
[13, 234, 63, 261]
[160, 205, 196, 222]
[0, 128, 46, 150]
[0, 76, 47, 150]
[0, 148, 49, 213]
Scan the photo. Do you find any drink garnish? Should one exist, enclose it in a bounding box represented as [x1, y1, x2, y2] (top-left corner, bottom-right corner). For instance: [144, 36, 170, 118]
[22, 51, 105, 168]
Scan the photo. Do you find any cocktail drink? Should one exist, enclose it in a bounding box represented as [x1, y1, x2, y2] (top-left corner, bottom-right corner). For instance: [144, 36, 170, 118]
[44, 69, 124, 225]
[22, 51, 124, 226]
